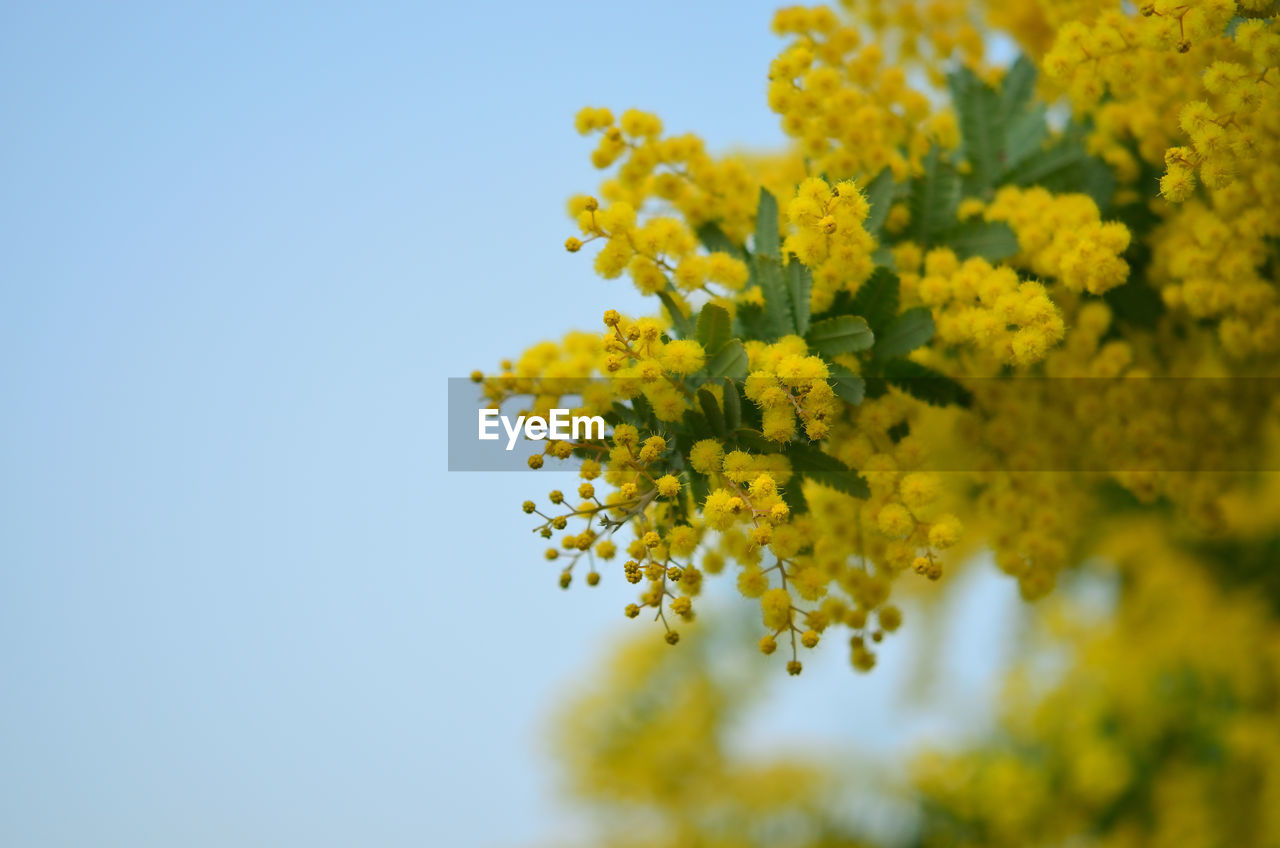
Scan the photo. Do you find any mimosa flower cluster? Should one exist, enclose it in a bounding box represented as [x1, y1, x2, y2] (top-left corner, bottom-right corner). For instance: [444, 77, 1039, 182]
[473, 1, 1279, 678]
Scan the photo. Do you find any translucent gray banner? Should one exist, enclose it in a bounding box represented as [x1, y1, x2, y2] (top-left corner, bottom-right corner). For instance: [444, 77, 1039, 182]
[446, 376, 1278, 472]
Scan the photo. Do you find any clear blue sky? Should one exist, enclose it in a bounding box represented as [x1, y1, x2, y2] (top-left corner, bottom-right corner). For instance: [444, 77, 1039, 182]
[0, 4, 1021, 846]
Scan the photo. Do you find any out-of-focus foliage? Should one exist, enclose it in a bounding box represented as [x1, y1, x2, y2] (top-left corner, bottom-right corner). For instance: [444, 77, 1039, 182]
[546, 522, 1280, 847]
[912, 522, 1280, 848]
[551, 624, 878, 848]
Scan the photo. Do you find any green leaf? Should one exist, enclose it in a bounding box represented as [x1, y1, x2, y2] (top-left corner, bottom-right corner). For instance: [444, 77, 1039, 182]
[1005, 142, 1087, 186]
[999, 55, 1037, 117]
[706, 340, 749, 380]
[862, 376, 887, 401]
[861, 168, 896, 238]
[657, 289, 693, 339]
[848, 267, 900, 333]
[806, 315, 874, 357]
[1007, 141, 1116, 212]
[697, 388, 726, 438]
[944, 220, 1019, 261]
[721, 377, 742, 430]
[756, 254, 792, 338]
[908, 147, 961, 249]
[1078, 157, 1117, 212]
[1104, 279, 1166, 330]
[695, 221, 747, 262]
[630, 393, 655, 424]
[680, 407, 715, 443]
[828, 363, 865, 405]
[732, 428, 784, 454]
[880, 358, 973, 407]
[754, 187, 782, 259]
[781, 474, 810, 515]
[786, 260, 812, 336]
[874, 307, 934, 359]
[695, 303, 732, 356]
[610, 401, 647, 429]
[1003, 105, 1048, 174]
[947, 56, 1046, 188]
[784, 443, 870, 499]
[687, 468, 710, 509]
[734, 300, 769, 342]
[949, 67, 1004, 193]
[753, 188, 794, 339]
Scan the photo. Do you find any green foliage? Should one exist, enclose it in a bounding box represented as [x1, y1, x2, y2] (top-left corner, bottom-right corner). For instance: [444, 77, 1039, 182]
[999, 54, 1037, 116]
[879, 359, 973, 408]
[695, 221, 746, 261]
[949, 57, 1048, 198]
[947, 57, 1113, 212]
[784, 441, 871, 498]
[731, 427, 871, 500]
[1004, 105, 1049, 173]
[948, 66, 1006, 193]
[873, 307, 935, 360]
[806, 315, 874, 357]
[828, 363, 866, 406]
[696, 303, 733, 355]
[786, 259, 813, 336]
[908, 147, 961, 248]
[706, 340, 749, 379]
[658, 289, 693, 339]
[942, 220, 1019, 261]
[846, 267, 900, 332]
[1005, 121, 1116, 212]
[752, 188, 795, 340]
[697, 387, 727, 438]
[861, 167, 897, 239]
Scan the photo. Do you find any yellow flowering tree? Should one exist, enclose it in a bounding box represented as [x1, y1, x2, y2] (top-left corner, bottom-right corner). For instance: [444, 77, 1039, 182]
[473, 0, 1279, 684]
[470, 1, 1280, 844]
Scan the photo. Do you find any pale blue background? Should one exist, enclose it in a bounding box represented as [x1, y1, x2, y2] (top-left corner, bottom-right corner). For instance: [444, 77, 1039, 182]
[0, 3, 1021, 846]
